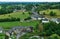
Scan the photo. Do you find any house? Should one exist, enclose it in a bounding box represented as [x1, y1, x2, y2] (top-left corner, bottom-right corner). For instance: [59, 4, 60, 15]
[50, 18, 57, 22]
[56, 18, 60, 24]
[31, 11, 45, 20]
[13, 9, 18, 12]
[6, 26, 33, 35]
[26, 26, 33, 32]
[50, 18, 60, 24]
[42, 18, 49, 23]
[5, 26, 34, 39]
[32, 12, 39, 15]
[31, 14, 45, 20]
[0, 27, 3, 33]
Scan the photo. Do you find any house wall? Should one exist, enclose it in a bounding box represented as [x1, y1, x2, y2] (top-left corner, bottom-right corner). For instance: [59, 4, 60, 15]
[31, 17, 37, 20]
[56, 21, 60, 24]
[42, 21, 49, 23]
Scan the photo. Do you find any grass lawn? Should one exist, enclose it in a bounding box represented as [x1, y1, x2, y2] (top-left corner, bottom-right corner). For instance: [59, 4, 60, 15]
[0, 20, 39, 29]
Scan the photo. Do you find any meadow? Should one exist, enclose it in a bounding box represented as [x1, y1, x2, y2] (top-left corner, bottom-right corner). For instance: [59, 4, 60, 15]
[0, 9, 60, 29]
[40, 9, 60, 18]
[0, 21, 39, 29]
[40, 9, 60, 15]
[0, 11, 29, 19]
[0, 11, 29, 29]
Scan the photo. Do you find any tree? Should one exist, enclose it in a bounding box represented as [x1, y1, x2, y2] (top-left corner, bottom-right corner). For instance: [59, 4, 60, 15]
[49, 11, 56, 16]
[38, 24, 43, 32]
[43, 12, 46, 15]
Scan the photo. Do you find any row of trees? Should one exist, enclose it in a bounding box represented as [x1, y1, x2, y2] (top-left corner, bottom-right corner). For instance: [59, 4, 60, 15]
[0, 17, 20, 22]
[41, 11, 56, 16]
[0, 3, 60, 14]
[50, 11, 56, 16]
[0, 5, 22, 14]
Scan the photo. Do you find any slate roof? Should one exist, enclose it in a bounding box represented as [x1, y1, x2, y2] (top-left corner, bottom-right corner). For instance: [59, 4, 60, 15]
[32, 12, 39, 15]
[31, 14, 44, 18]
[0, 27, 3, 31]
[42, 18, 48, 21]
[50, 18, 57, 22]
[57, 18, 60, 22]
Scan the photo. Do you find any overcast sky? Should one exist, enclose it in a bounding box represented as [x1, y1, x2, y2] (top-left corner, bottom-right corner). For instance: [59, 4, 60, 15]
[0, 0, 60, 2]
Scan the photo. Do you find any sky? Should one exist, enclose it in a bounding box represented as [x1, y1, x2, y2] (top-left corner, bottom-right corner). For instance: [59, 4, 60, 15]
[0, 0, 60, 2]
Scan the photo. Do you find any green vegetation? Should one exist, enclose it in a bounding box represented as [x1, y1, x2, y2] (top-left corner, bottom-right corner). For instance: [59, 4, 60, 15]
[0, 11, 29, 19]
[0, 20, 39, 29]
[40, 22, 60, 36]
[31, 37, 38, 39]
[47, 34, 60, 39]
[20, 32, 40, 39]
[0, 2, 60, 39]
[0, 33, 5, 39]
[49, 11, 56, 16]
[40, 9, 60, 15]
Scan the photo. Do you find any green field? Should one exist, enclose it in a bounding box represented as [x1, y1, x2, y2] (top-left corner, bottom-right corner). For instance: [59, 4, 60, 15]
[0, 9, 60, 29]
[0, 33, 5, 39]
[0, 21, 39, 29]
[40, 9, 60, 18]
[40, 9, 60, 15]
[0, 11, 29, 19]
[0, 11, 32, 29]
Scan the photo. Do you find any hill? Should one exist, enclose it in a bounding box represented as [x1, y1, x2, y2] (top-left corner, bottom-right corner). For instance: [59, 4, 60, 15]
[0, 11, 29, 19]
[0, 11, 39, 29]
[40, 9, 60, 18]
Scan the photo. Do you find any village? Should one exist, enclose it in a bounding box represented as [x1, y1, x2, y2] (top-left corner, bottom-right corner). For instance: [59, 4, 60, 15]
[0, 2, 60, 39]
[0, 7, 60, 39]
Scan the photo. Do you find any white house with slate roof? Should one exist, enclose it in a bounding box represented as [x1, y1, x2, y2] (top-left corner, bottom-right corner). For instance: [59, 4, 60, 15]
[50, 18, 60, 24]
[56, 18, 60, 24]
[42, 18, 49, 23]
[31, 11, 45, 20]
[50, 18, 57, 22]
[31, 14, 45, 20]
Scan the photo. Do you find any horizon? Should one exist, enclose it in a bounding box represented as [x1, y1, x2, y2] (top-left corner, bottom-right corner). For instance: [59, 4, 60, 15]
[0, 0, 60, 2]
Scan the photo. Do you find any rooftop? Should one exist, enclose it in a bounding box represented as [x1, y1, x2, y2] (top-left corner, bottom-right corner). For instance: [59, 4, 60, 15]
[31, 14, 44, 18]
[57, 18, 60, 22]
[42, 18, 48, 21]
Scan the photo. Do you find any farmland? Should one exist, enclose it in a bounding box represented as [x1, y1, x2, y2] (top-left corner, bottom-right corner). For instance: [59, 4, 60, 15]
[0, 11, 40, 29]
[0, 9, 60, 29]
[0, 11, 29, 19]
[0, 21, 39, 29]
[40, 9, 60, 18]
[0, 2, 60, 39]
[40, 9, 60, 15]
